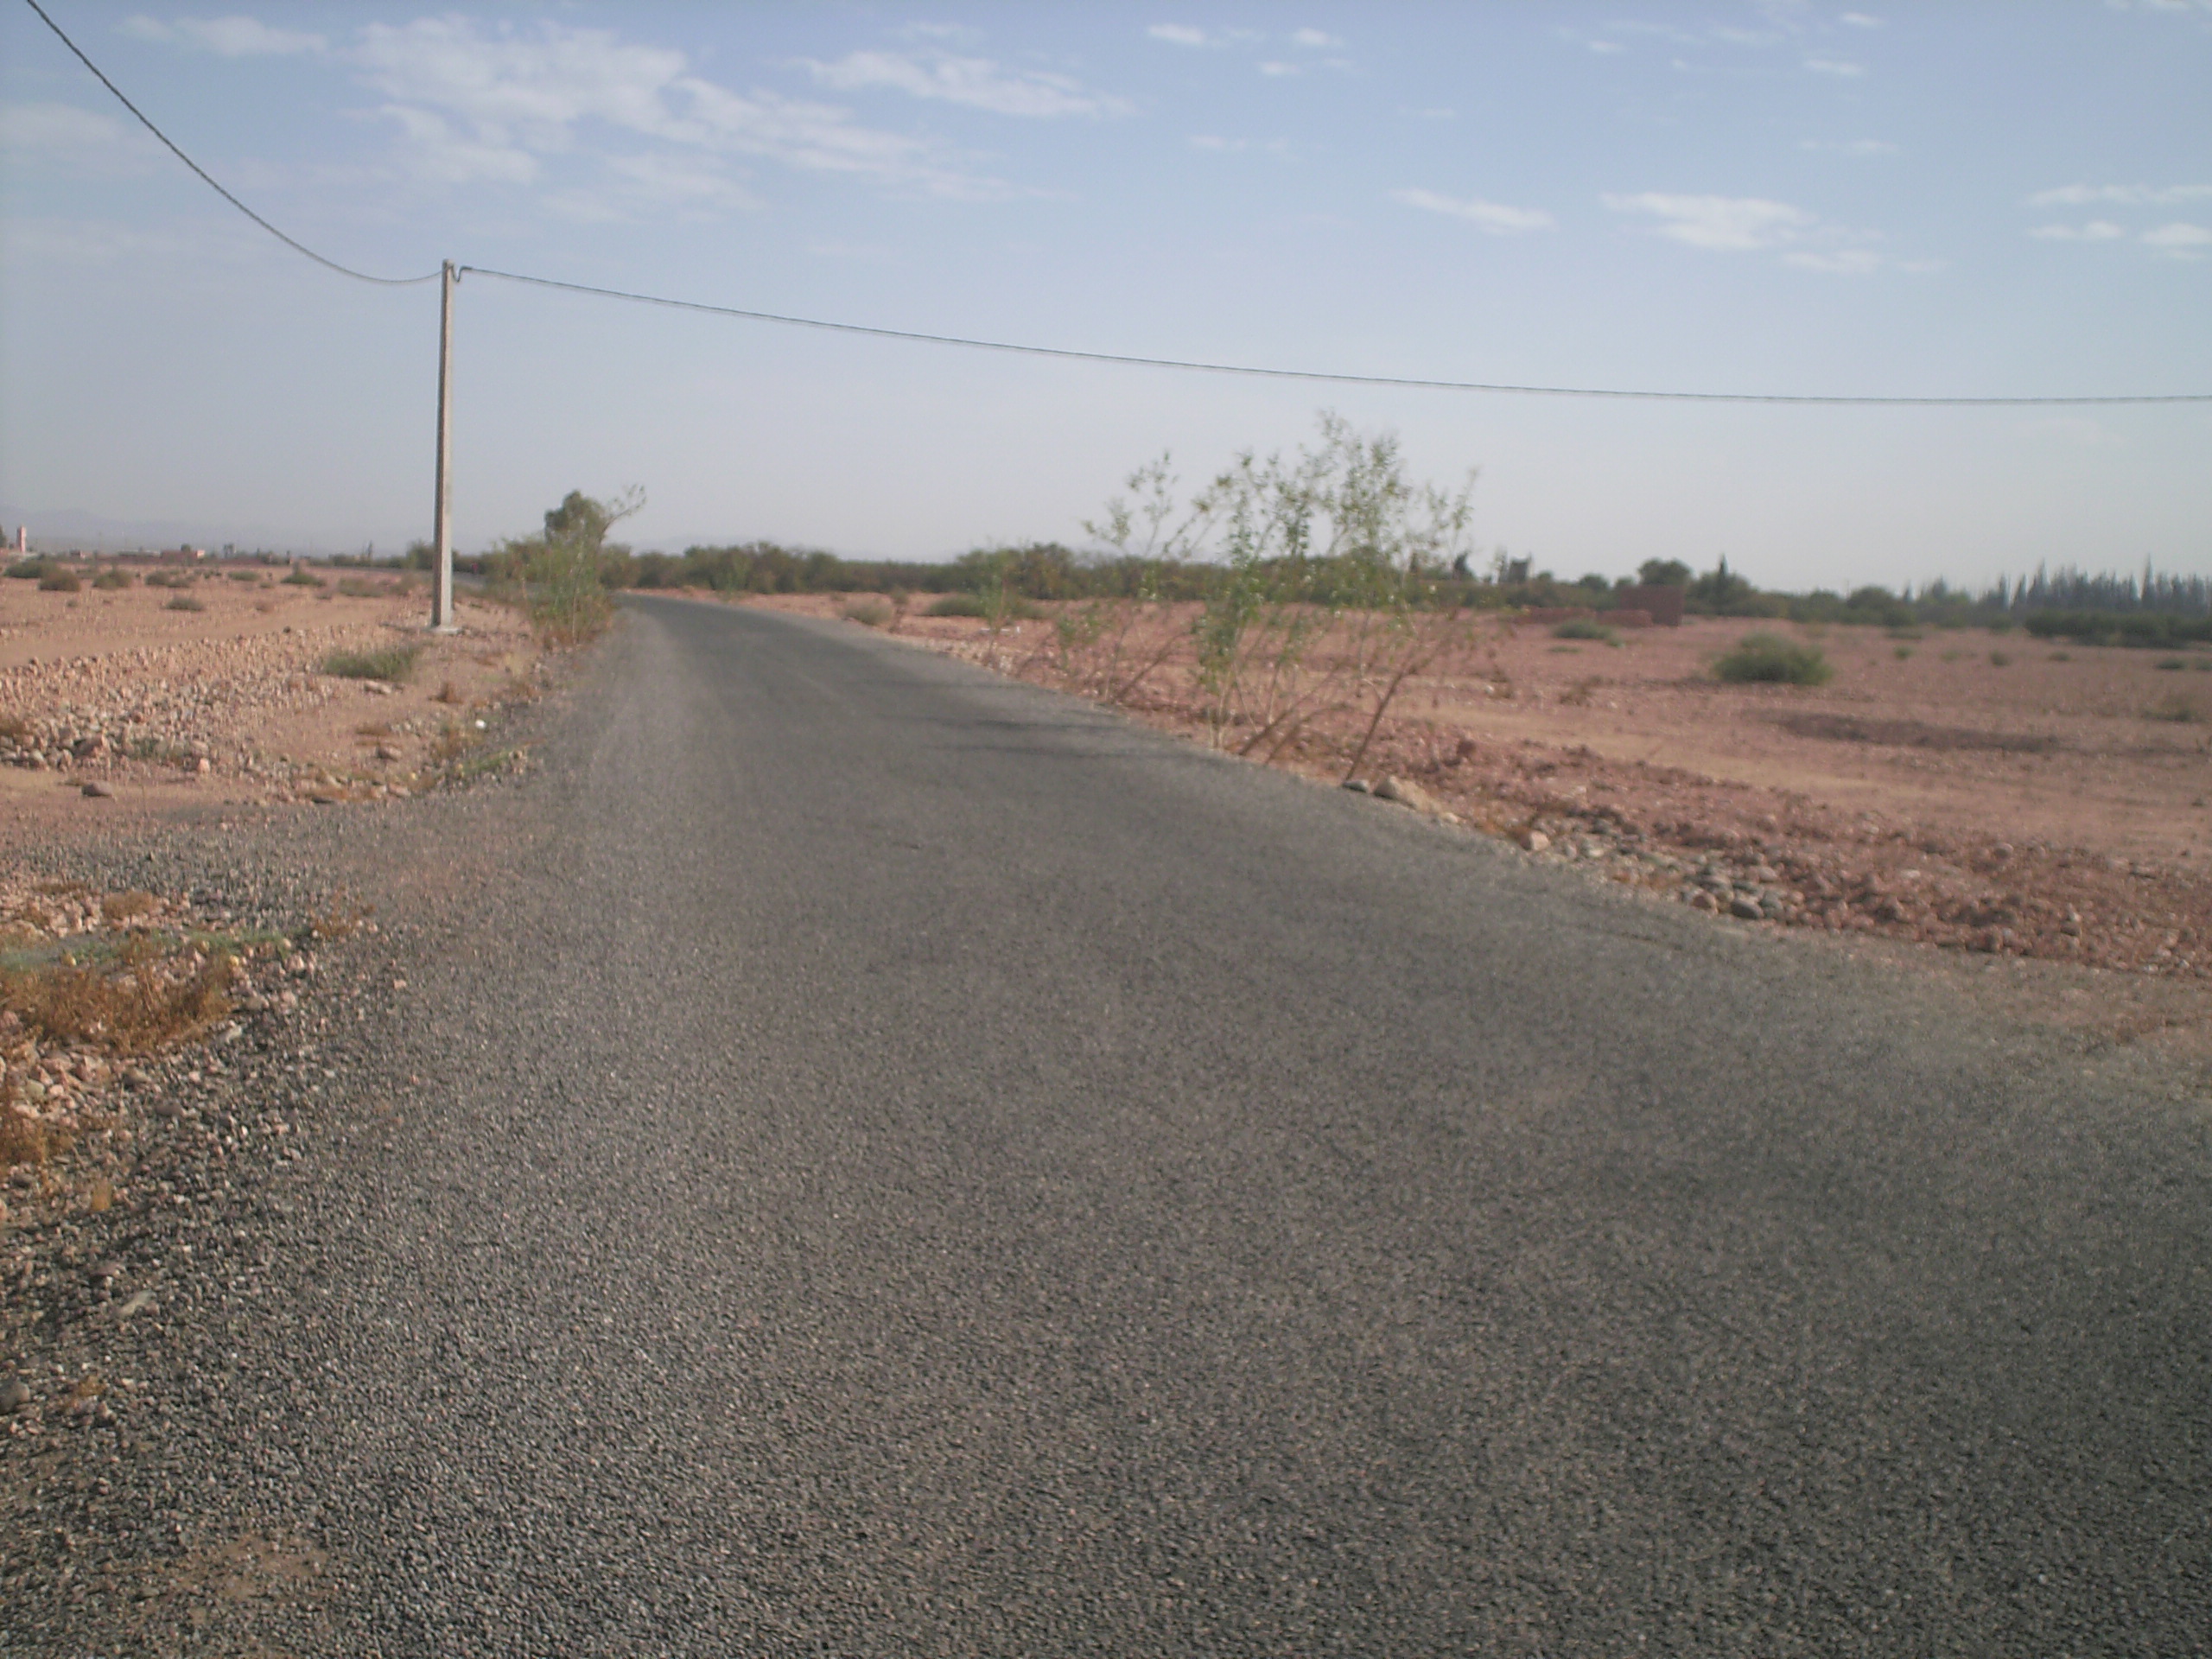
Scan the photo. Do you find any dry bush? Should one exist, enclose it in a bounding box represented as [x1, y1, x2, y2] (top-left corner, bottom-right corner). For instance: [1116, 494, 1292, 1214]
[434, 679, 463, 704]
[99, 891, 157, 925]
[1, 946, 232, 1053]
[0, 1108, 70, 1167]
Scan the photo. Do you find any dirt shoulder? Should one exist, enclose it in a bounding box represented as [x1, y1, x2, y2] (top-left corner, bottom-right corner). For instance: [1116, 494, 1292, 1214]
[0, 566, 542, 831]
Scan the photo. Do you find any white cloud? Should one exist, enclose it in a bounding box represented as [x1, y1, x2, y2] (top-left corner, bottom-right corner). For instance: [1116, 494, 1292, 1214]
[804, 51, 1131, 118]
[0, 102, 157, 175]
[1291, 29, 1344, 48]
[124, 14, 326, 55]
[1802, 137, 1898, 156]
[1392, 187, 1554, 235]
[2143, 220, 2212, 256]
[1840, 11, 1884, 24]
[1804, 57, 1864, 75]
[350, 19, 1003, 201]
[1588, 39, 1628, 53]
[1147, 24, 1210, 46]
[2029, 182, 2212, 207]
[2029, 220, 2126, 241]
[1783, 247, 1883, 273]
[373, 105, 537, 185]
[1604, 192, 1815, 251]
[1258, 60, 1300, 76]
[1604, 190, 1910, 271]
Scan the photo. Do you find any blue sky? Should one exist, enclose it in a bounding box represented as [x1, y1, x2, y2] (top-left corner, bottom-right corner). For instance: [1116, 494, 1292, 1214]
[2, 2, 2207, 588]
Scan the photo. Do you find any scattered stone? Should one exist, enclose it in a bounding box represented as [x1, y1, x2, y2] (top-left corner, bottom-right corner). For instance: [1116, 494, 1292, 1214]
[80, 781, 113, 798]
[1375, 776, 1436, 812]
[1730, 896, 1764, 921]
[0, 1378, 30, 1413]
[1341, 779, 1370, 793]
[1518, 829, 1550, 854]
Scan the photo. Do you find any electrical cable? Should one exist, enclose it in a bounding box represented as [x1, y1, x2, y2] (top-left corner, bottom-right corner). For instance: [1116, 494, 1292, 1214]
[20, 0, 440, 286]
[23, 0, 2210, 404]
[459, 266, 2211, 407]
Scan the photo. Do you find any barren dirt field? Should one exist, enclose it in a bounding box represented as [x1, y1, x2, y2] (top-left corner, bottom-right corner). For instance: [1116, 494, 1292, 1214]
[733, 590, 2212, 1054]
[0, 564, 541, 829]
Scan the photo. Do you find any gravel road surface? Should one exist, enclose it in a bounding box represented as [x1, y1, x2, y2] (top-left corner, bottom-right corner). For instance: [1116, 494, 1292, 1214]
[10, 594, 2209, 1655]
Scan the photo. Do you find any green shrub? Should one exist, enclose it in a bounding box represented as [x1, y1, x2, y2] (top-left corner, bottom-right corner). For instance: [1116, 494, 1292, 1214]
[1552, 617, 1618, 644]
[164, 594, 205, 613]
[2158, 658, 2187, 671]
[841, 597, 893, 627]
[1989, 651, 2012, 667]
[4, 559, 46, 581]
[143, 569, 188, 588]
[38, 569, 80, 593]
[334, 577, 378, 599]
[928, 592, 988, 618]
[321, 643, 423, 682]
[92, 568, 132, 589]
[1713, 632, 1833, 686]
[1894, 645, 1914, 660]
[283, 569, 323, 587]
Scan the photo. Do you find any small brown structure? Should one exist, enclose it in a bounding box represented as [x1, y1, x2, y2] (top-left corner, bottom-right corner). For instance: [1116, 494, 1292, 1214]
[1612, 584, 1685, 626]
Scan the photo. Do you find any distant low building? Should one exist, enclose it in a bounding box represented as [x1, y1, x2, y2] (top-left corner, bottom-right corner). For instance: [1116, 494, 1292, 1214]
[1612, 583, 1685, 626]
[159, 545, 207, 564]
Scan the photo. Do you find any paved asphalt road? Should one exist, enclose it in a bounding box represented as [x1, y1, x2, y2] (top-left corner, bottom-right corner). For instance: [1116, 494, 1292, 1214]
[36, 594, 2212, 1653]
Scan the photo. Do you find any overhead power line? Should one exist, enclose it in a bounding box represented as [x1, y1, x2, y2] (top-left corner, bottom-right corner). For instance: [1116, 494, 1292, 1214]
[25, 0, 2212, 406]
[460, 265, 2212, 407]
[20, 0, 439, 286]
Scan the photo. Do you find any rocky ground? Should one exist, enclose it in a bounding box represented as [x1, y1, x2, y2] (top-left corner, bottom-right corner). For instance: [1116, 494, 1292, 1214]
[0, 564, 541, 817]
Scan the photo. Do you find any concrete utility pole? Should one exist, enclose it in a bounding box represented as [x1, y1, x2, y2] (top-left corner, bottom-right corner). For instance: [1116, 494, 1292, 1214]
[430, 259, 458, 631]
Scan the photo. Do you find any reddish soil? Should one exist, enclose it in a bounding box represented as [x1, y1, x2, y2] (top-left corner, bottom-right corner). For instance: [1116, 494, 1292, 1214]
[0, 564, 543, 831]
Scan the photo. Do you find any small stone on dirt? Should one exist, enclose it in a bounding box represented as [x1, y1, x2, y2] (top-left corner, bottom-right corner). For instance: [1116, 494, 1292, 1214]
[1518, 829, 1550, 853]
[80, 781, 113, 798]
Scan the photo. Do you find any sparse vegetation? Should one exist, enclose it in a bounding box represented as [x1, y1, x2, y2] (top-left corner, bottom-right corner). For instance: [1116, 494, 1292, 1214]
[1989, 651, 2012, 667]
[1713, 633, 1834, 687]
[38, 569, 80, 593]
[1552, 618, 1619, 645]
[164, 594, 205, 613]
[2158, 658, 2187, 671]
[283, 568, 323, 587]
[840, 596, 894, 627]
[334, 576, 379, 599]
[321, 642, 423, 682]
[0, 938, 234, 1054]
[4, 559, 47, 580]
[2145, 691, 2202, 723]
[92, 567, 132, 590]
[1894, 645, 1914, 660]
[928, 592, 988, 619]
[493, 488, 639, 645]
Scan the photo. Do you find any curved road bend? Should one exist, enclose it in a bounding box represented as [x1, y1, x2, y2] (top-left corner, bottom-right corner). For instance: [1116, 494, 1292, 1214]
[132, 594, 2212, 1650]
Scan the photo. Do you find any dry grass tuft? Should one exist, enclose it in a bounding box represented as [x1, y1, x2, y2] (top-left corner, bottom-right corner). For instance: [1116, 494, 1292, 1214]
[99, 891, 157, 925]
[0, 946, 233, 1054]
